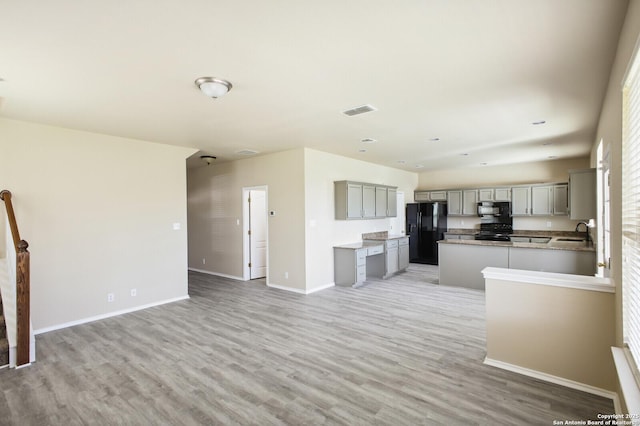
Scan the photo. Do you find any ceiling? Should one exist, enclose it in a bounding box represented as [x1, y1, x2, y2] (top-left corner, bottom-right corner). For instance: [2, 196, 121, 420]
[0, 1, 629, 171]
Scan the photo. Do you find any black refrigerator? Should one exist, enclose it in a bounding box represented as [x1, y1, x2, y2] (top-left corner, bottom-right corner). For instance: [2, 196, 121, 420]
[406, 202, 447, 265]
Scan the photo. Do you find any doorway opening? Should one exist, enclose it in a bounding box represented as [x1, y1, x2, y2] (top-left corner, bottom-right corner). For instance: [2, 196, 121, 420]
[242, 186, 268, 281]
[596, 140, 611, 277]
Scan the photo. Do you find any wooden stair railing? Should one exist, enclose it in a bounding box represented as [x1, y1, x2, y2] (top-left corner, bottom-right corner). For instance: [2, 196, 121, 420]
[0, 190, 30, 367]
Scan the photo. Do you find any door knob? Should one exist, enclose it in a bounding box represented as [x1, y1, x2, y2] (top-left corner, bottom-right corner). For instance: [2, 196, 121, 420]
[598, 262, 607, 268]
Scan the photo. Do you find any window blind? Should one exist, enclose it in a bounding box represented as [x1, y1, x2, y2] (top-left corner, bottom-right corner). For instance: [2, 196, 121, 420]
[623, 53, 640, 369]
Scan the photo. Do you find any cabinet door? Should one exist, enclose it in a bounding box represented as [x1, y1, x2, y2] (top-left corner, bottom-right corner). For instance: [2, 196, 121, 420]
[387, 188, 397, 217]
[430, 191, 447, 201]
[414, 191, 430, 201]
[531, 186, 552, 216]
[494, 188, 511, 201]
[375, 186, 388, 217]
[386, 247, 399, 275]
[511, 187, 531, 216]
[462, 190, 478, 215]
[553, 184, 568, 215]
[399, 244, 409, 270]
[569, 169, 597, 220]
[447, 190, 462, 215]
[346, 183, 363, 219]
[362, 185, 376, 218]
[478, 188, 494, 201]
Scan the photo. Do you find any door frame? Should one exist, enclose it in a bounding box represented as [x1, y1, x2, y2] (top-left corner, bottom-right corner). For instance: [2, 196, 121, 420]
[242, 185, 269, 281]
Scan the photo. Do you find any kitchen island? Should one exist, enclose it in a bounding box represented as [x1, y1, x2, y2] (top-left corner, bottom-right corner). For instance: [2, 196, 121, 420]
[438, 236, 596, 290]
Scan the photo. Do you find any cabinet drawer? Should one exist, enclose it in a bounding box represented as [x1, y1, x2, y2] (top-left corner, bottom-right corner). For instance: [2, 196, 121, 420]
[397, 237, 409, 246]
[386, 240, 399, 249]
[356, 265, 366, 282]
[367, 245, 384, 256]
[356, 249, 367, 265]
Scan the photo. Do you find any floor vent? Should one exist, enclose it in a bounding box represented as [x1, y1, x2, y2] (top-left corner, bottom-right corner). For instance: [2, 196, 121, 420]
[342, 104, 377, 117]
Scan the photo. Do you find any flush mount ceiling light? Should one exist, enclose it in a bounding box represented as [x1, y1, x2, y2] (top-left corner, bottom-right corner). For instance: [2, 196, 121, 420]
[200, 155, 216, 165]
[361, 138, 377, 144]
[532, 120, 546, 125]
[195, 77, 233, 98]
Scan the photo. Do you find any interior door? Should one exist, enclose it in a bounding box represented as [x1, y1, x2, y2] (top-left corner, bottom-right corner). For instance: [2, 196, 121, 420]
[249, 190, 267, 279]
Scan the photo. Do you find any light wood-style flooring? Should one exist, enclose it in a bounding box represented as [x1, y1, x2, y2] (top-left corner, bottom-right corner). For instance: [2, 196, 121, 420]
[0, 264, 614, 425]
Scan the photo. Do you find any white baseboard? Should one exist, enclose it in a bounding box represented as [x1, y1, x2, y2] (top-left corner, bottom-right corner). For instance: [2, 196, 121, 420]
[306, 282, 335, 294]
[34, 295, 190, 335]
[189, 268, 244, 281]
[484, 357, 618, 401]
[267, 281, 334, 295]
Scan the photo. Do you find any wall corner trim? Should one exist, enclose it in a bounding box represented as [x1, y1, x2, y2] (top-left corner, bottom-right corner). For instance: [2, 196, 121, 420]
[267, 282, 334, 295]
[189, 268, 244, 281]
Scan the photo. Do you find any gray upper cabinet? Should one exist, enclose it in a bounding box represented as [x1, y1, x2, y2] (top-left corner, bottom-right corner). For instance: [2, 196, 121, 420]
[387, 188, 397, 217]
[531, 185, 553, 216]
[447, 190, 463, 215]
[553, 184, 569, 215]
[362, 184, 376, 218]
[463, 189, 478, 215]
[569, 168, 597, 220]
[494, 188, 511, 201]
[478, 188, 494, 201]
[511, 186, 531, 216]
[335, 181, 397, 220]
[375, 186, 388, 217]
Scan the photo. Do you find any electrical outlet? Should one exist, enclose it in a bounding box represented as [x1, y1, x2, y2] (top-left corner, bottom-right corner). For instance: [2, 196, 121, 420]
[546, 221, 552, 228]
[107, 293, 114, 303]
[131, 289, 137, 297]
[285, 272, 289, 279]
[202, 258, 206, 265]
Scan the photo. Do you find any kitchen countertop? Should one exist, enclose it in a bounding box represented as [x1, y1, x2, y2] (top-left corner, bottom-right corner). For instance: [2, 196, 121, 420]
[438, 237, 595, 252]
[445, 228, 588, 238]
[334, 241, 385, 250]
[361, 231, 408, 241]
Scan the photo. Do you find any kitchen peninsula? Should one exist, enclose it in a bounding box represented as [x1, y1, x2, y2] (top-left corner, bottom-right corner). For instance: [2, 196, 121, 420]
[439, 232, 596, 290]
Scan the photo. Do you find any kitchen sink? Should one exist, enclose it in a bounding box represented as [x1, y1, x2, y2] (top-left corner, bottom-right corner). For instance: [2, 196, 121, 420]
[556, 238, 585, 242]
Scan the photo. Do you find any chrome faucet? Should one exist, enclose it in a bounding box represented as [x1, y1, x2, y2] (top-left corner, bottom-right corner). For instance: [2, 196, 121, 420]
[575, 221, 590, 243]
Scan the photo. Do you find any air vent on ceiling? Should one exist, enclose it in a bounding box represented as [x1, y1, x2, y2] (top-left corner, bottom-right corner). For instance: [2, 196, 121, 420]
[236, 149, 259, 156]
[342, 104, 377, 117]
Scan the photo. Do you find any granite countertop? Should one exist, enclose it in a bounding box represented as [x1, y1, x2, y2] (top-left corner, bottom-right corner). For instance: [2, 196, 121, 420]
[438, 237, 595, 252]
[445, 228, 589, 238]
[334, 241, 385, 250]
[361, 231, 408, 241]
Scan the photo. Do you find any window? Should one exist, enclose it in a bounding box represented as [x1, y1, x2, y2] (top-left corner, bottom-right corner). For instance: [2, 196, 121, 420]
[622, 49, 640, 369]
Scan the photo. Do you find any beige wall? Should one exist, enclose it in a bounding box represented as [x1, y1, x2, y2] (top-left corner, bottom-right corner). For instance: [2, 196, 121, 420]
[0, 118, 195, 331]
[486, 278, 616, 392]
[417, 157, 590, 189]
[593, 0, 640, 349]
[417, 157, 590, 231]
[187, 149, 307, 291]
[303, 149, 418, 291]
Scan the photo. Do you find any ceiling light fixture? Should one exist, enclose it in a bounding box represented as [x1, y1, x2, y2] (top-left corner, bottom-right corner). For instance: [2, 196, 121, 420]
[429, 137, 440, 142]
[200, 155, 217, 165]
[415, 164, 424, 168]
[361, 138, 377, 144]
[397, 160, 406, 164]
[195, 77, 233, 98]
[532, 120, 546, 125]
[359, 149, 367, 153]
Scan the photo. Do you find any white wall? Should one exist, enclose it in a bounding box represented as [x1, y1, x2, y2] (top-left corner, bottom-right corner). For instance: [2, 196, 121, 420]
[304, 148, 418, 291]
[187, 149, 307, 291]
[0, 118, 195, 331]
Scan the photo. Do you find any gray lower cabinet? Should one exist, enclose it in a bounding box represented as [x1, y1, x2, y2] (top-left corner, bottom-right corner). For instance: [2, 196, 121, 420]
[385, 239, 399, 276]
[398, 238, 410, 270]
[334, 245, 385, 286]
[439, 244, 510, 290]
[509, 248, 596, 275]
[439, 243, 596, 290]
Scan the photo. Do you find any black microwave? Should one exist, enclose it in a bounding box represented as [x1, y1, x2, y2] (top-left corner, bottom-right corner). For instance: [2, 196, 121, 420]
[477, 201, 510, 217]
